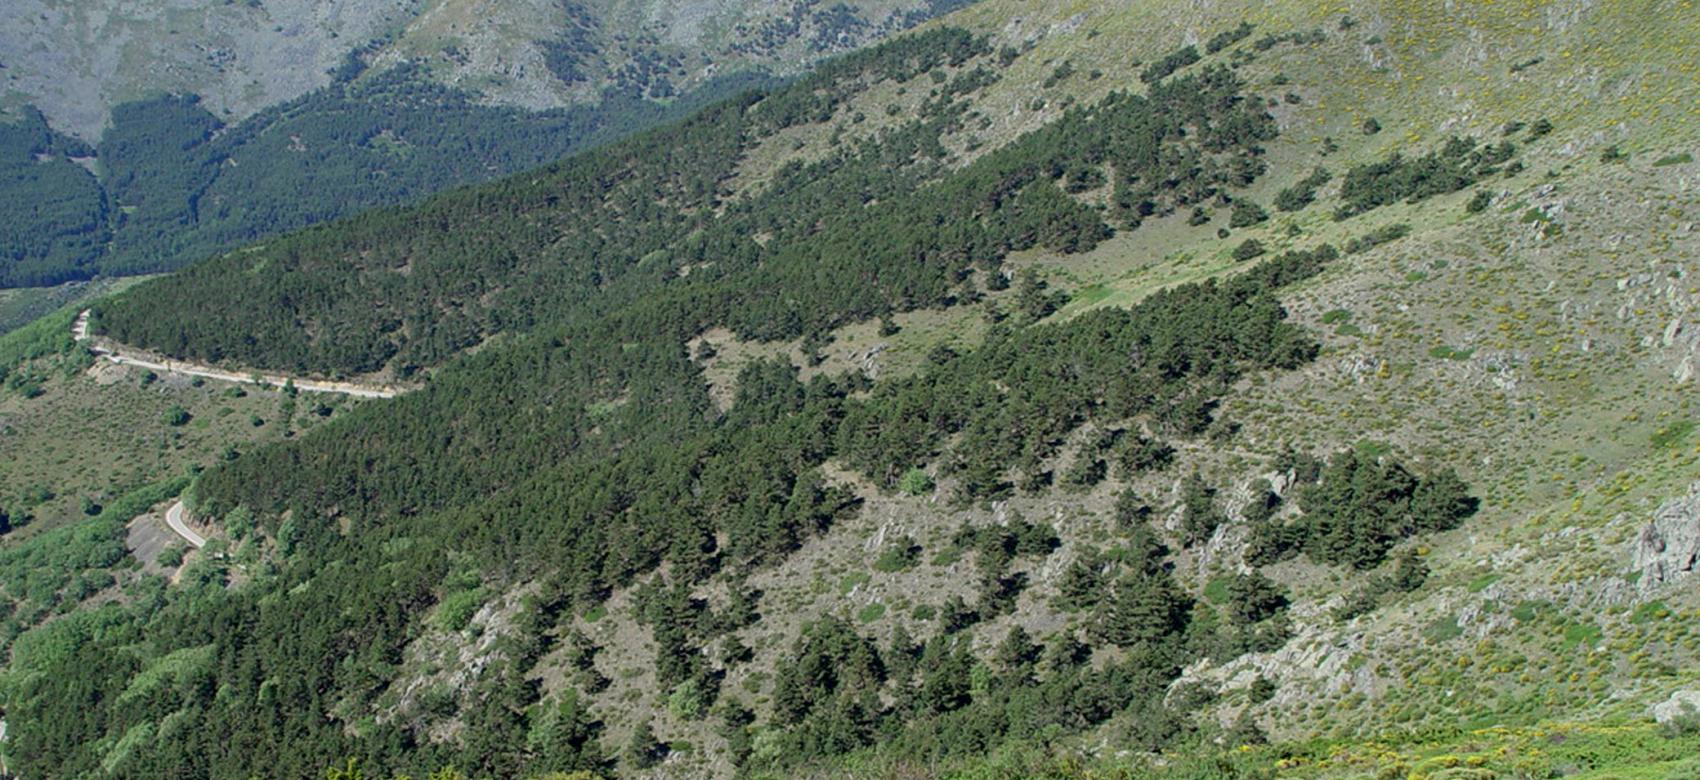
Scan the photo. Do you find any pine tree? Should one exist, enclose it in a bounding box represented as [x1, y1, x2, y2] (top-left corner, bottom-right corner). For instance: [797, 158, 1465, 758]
[1181, 471, 1225, 546]
[1389, 547, 1429, 592]
[1223, 572, 1288, 625]
[917, 641, 973, 714]
[885, 624, 918, 684]
[625, 720, 663, 769]
[1053, 549, 1105, 611]
[1090, 572, 1187, 646]
[1042, 631, 1091, 674]
[1113, 488, 1154, 530]
[994, 626, 1039, 674]
[528, 690, 606, 774]
[1409, 468, 1477, 532]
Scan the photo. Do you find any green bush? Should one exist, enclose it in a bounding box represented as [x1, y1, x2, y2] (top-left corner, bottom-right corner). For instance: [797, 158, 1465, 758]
[434, 588, 485, 632]
[1344, 223, 1410, 254]
[156, 546, 186, 568]
[874, 535, 921, 573]
[1466, 189, 1493, 213]
[1232, 238, 1266, 261]
[897, 468, 935, 496]
[1229, 200, 1269, 227]
[1274, 167, 1331, 212]
[163, 406, 191, 427]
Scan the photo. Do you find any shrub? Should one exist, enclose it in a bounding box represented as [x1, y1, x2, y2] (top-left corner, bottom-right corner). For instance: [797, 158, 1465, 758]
[1249, 676, 1277, 703]
[1233, 239, 1267, 261]
[1180, 472, 1226, 546]
[1205, 22, 1256, 54]
[434, 588, 485, 632]
[1062, 456, 1107, 488]
[1224, 571, 1289, 624]
[1115, 435, 1174, 477]
[873, 535, 920, 572]
[1274, 168, 1331, 212]
[1333, 587, 1380, 621]
[1229, 200, 1269, 228]
[1663, 709, 1700, 738]
[1343, 223, 1410, 254]
[897, 468, 934, 496]
[1140, 45, 1201, 83]
[668, 678, 709, 720]
[156, 546, 186, 568]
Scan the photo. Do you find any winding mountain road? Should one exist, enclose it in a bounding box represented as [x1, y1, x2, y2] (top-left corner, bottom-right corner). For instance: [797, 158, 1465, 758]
[72, 310, 405, 398]
[163, 501, 207, 549]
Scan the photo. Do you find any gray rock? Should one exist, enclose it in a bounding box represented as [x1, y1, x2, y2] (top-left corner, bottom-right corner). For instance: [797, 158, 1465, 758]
[1652, 689, 1700, 724]
[1631, 481, 1700, 592]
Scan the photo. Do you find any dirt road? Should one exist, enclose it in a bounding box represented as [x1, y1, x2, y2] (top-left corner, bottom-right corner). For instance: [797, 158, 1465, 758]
[73, 310, 405, 398]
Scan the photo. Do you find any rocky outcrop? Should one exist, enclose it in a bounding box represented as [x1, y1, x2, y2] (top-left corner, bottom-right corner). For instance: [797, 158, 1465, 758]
[1631, 481, 1700, 593]
[1652, 689, 1700, 724]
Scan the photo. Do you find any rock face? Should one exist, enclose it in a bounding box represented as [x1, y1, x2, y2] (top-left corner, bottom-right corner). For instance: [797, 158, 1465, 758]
[1632, 481, 1700, 593]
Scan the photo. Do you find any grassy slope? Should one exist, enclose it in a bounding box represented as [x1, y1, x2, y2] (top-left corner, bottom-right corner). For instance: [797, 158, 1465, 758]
[0, 311, 356, 540]
[549, 0, 1700, 766]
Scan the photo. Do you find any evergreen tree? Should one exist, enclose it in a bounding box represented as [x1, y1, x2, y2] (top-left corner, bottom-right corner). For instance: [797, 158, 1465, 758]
[1223, 572, 1288, 625]
[1053, 549, 1105, 612]
[1409, 468, 1478, 532]
[994, 626, 1040, 673]
[1090, 572, 1187, 647]
[885, 624, 918, 684]
[916, 640, 973, 714]
[1042, 631, 1092, 674]
[1389, 547, 1429, 592]
[1181, 472, 1226, 546]
[625, 720, 664, 770]
[528, 690, 606, 774]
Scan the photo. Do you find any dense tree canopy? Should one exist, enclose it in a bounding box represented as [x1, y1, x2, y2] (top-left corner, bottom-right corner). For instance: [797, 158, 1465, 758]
[0, 68, 773, 288]
[0, 21, 1485, 780]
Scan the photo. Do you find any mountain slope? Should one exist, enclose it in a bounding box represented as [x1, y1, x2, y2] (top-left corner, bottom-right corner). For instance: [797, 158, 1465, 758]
[0, 0, 977, 287]
[2, 0, 1698, 778]
[0, 0, 975, 141]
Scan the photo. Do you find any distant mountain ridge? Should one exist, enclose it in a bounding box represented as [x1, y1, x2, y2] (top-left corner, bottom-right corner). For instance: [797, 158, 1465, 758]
[0, 0, 974, 141]
[0, 0, 976, 287]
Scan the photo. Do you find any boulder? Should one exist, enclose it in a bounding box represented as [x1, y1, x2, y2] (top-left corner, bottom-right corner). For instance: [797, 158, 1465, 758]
[1652, 689, 1700, 724]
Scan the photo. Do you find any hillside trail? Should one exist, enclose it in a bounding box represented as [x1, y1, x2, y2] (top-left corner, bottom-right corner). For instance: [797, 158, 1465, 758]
[73, 310, 407, 399]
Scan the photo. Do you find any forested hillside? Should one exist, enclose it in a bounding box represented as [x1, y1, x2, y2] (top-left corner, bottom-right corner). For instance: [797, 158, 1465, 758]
[2, 0, 1699, 778]
[0, 67, 772, 287]
[0, 0, 980, 288]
